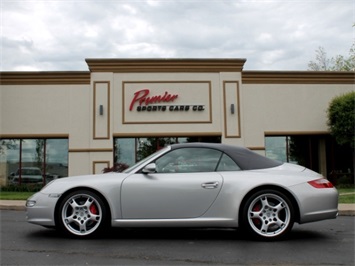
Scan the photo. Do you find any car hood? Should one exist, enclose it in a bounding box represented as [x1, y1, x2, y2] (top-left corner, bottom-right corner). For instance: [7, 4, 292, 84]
[41, 172, 130, 194]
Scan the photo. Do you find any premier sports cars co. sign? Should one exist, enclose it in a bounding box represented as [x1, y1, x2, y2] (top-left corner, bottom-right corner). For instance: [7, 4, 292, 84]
[129, 89, 205, 112]
[123, 81, 211, 124]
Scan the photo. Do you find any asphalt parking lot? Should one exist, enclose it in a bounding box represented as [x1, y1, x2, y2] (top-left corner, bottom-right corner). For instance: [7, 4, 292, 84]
[1, 210, 354, 265]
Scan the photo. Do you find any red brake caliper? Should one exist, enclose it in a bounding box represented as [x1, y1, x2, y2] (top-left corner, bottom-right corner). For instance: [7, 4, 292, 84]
[90, 203, 98, 215]
[252, 204, 261, 226]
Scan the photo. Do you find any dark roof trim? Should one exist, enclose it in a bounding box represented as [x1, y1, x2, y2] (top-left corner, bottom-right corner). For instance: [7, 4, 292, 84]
[85, 58, 247, 73]
[0, 71, 91, 85]
[242, 71, 355, 84]
[1, 69, 353, 85]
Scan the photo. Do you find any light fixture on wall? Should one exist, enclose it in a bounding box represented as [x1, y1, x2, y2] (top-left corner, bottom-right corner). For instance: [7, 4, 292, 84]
[230, 104, 235, 114]
[99, 105, 104, 115]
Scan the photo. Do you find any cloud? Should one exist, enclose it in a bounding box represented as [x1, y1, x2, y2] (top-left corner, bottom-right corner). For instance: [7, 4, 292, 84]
[1, 0, 353, 71]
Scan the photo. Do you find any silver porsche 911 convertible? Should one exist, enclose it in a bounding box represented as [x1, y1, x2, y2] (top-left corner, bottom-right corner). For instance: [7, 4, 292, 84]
[26, 143, 338, 240]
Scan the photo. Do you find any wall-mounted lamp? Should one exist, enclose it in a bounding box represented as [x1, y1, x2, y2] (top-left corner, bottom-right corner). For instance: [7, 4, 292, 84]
[99, 105, 104, 116]
[230, 104, 235, 114]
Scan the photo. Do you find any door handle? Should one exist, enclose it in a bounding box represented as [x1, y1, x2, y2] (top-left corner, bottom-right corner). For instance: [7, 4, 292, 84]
[201, 182, 219, 189]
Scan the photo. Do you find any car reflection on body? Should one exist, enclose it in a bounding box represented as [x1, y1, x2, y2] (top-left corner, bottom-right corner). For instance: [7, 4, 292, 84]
[26, 143, 338, 240]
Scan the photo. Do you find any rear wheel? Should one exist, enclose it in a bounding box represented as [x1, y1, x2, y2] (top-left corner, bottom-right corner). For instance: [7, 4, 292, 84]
[242, 189, 294, 240]
[57, 190, 109, 237]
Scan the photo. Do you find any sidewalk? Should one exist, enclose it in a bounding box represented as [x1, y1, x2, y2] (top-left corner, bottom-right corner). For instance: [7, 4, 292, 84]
[0, 200, 354, 216]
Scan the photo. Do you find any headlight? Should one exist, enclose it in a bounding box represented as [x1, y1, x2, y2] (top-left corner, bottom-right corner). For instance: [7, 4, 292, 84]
[26, 200, 36, 207]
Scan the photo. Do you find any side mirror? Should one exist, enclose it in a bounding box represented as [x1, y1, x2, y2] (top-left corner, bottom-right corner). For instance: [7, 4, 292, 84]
[142, 163, 156, 174]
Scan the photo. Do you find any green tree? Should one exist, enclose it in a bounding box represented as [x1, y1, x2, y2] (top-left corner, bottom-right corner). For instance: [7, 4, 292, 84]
[327, 91, 355, 148]
[0, 139, 17, 155]
[308, 44, 355, 71]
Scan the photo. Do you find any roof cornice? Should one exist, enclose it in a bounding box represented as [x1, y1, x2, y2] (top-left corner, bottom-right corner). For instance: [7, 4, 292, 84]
[1, 68, 354, 85]
[85, 58, 247, 73]
[242, 71, 355, 84]
[0, 71, 91, 85]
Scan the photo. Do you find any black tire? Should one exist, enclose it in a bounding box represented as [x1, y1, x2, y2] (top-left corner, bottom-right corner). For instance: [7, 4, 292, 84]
[241, 189, 294, 240]
[56, 190, 109, 238]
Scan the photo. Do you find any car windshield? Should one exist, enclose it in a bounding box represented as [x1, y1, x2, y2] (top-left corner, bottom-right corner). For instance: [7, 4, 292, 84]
[123, 146, 170, 173]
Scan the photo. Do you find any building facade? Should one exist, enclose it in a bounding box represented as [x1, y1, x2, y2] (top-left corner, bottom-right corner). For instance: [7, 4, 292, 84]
[0, 59, 354, 186]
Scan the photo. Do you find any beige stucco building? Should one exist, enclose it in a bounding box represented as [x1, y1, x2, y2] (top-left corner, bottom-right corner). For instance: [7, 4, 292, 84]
[0, 59, 354, 186]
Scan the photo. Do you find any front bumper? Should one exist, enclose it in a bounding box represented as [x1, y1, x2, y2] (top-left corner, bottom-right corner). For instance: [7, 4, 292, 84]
[26, 192, 60, 227]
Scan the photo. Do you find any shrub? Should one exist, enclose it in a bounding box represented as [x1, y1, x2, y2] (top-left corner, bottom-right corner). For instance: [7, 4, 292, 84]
[0, 184, 42, 192]
[337, 175, 353, 186]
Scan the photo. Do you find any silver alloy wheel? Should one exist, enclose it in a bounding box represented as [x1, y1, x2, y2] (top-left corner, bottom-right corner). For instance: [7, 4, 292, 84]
[61, 193, 103, 236]
[247, 193, 291, 238]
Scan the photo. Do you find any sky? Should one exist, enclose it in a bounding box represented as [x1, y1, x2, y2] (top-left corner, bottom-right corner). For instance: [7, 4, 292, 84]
[1, 0, 354, 71]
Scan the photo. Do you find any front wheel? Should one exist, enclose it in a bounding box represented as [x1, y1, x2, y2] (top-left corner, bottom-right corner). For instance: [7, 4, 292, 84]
[56, 190, 109, 237]
[241, 189, 294, 240]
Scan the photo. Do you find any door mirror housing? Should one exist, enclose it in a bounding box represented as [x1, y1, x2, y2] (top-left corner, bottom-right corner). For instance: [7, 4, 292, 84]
[142, 163, 156, 174]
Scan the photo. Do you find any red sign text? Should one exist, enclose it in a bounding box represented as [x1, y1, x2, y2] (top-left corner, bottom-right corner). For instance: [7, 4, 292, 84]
[129, 89, 178, 111]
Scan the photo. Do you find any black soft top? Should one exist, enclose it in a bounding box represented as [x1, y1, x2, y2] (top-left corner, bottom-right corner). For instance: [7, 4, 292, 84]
[170, 143, 282, 170]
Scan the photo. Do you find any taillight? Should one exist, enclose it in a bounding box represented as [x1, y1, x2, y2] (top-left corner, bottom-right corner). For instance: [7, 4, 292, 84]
[308, 178, 334, 188]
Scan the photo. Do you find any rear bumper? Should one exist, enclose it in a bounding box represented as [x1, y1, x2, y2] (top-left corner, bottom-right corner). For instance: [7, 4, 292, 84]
[290, 183, 339, 224]
[300, 208, 338, 224]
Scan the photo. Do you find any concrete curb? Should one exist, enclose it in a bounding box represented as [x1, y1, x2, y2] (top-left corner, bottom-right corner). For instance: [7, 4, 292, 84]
[338, 204, 355, 216]
[0, 200, 354, 216]
[0, 200, 26, 211]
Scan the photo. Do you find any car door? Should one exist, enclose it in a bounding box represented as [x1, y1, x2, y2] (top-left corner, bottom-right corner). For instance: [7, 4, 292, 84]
[121, 147, 224, 219]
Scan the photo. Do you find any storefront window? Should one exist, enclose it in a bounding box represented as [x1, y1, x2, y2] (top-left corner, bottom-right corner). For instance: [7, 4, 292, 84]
[266, 135, 320, 168]
[136, 137, 183, 161]
[22, 139, 44, 171]
[115, 138, 136, 167]
[0, 138, 68, 187]
[0, 139, 20, 187]
[46, 139, 68, 181]
[114, 136, 221, 167]
[265, 136, 288, 162]
[265, 136, 312, 165]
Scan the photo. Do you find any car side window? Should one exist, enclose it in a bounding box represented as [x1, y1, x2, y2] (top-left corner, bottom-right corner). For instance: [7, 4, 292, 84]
[155, 148, 222, 173]
[216, 153, 241, 171]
